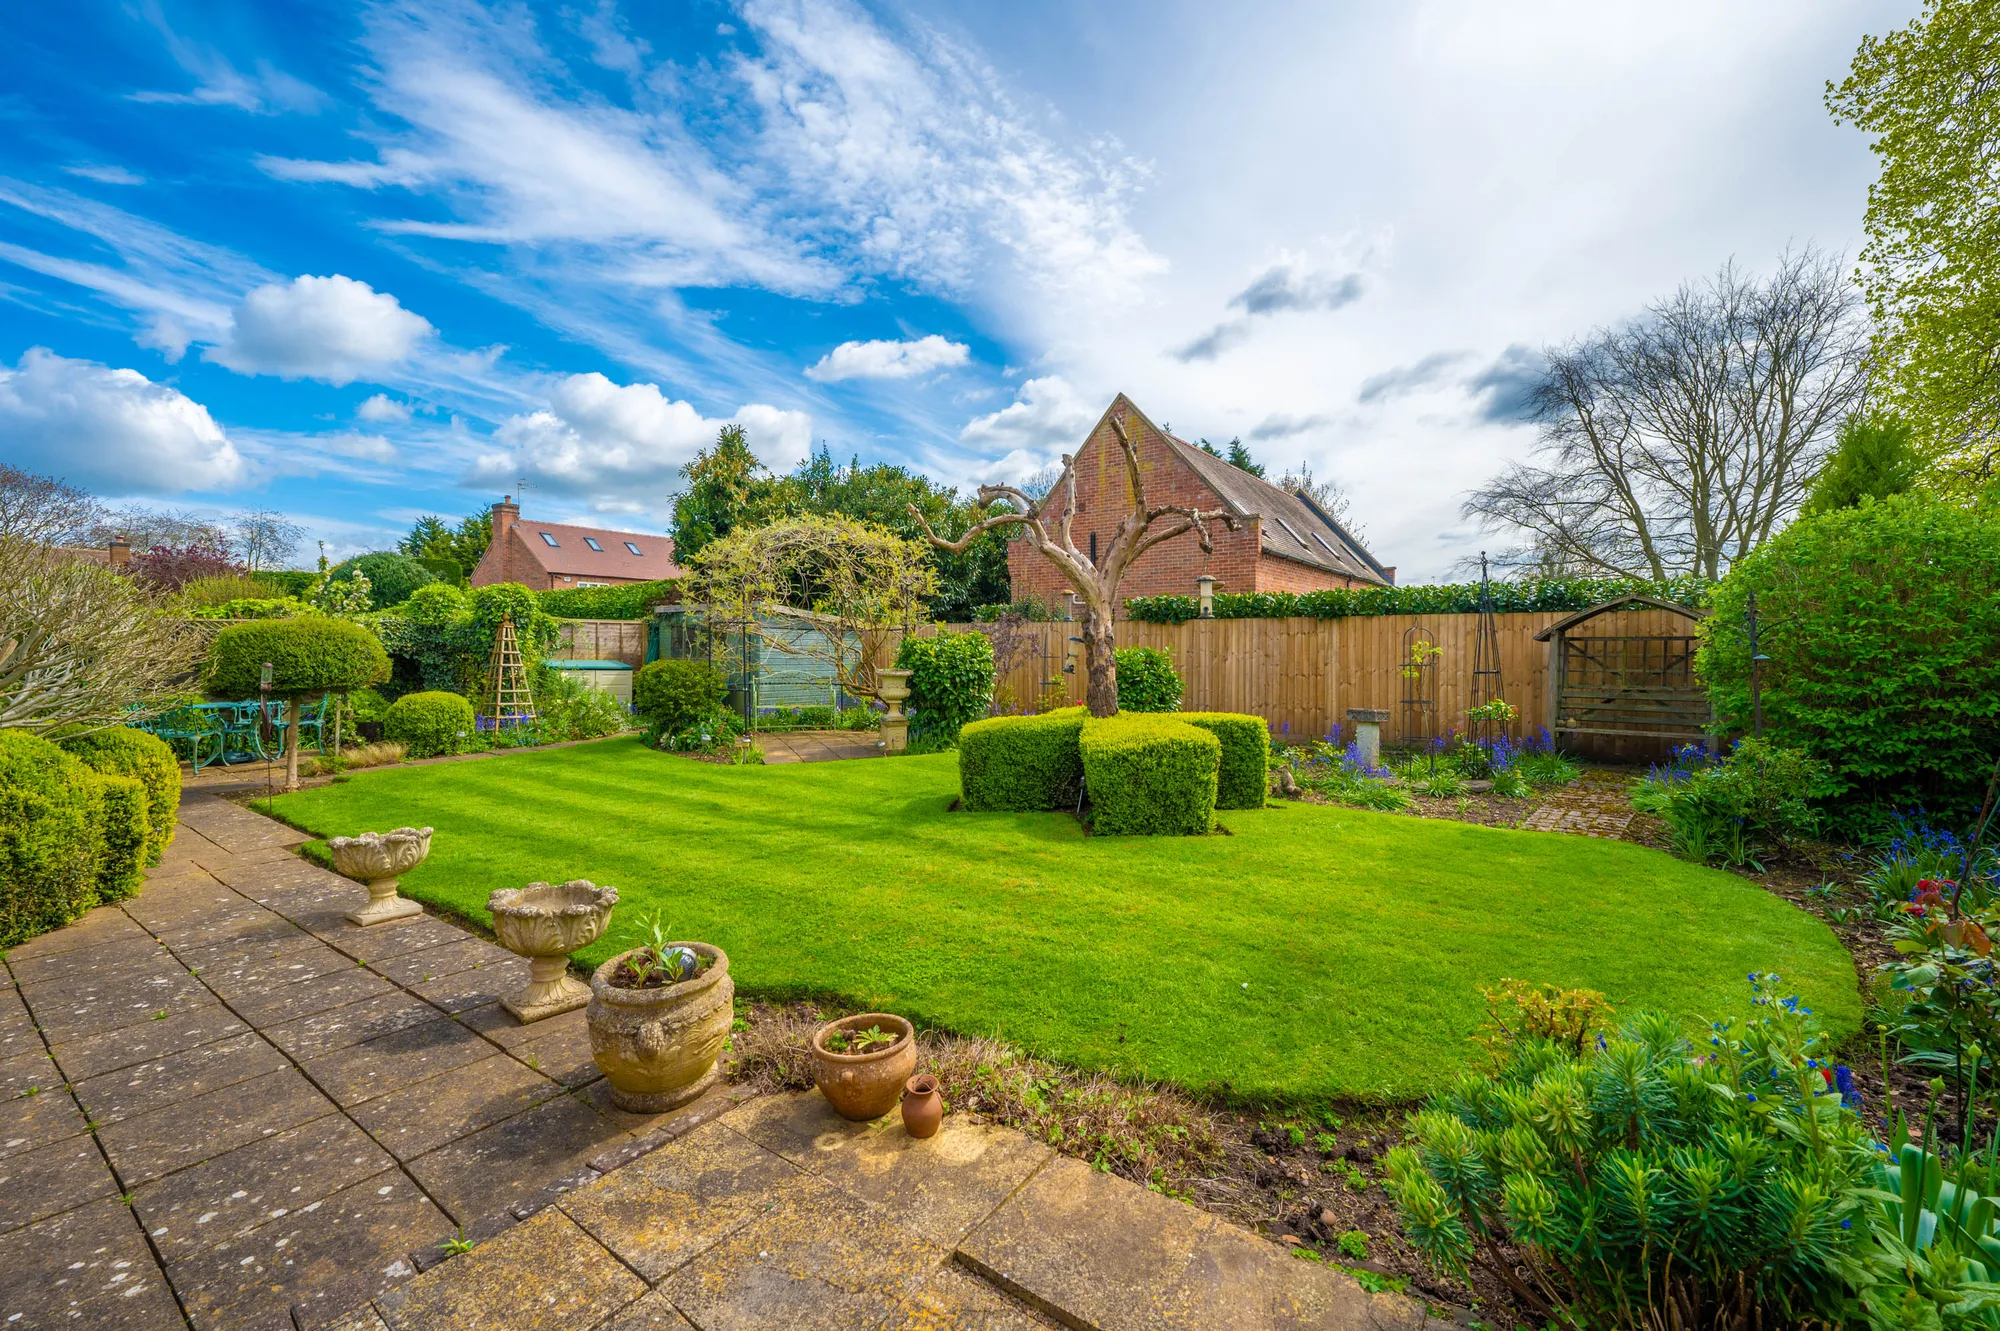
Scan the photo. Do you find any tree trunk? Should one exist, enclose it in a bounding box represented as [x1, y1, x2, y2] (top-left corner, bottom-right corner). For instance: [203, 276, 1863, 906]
[284, 700, 301, 792]
[1081, 606, 1118, 717]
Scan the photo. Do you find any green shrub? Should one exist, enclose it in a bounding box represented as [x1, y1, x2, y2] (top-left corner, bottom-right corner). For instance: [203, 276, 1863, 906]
[0, 730, 103, 947]
[384, 691, 476, 758]
[415, 556, 464, 586]
[896, 629, 995, 740]
[206, 616, 391, 700]
[958, 708, 1086, 811]
[58, 727, 179, 865]
[328, 552, 436, 609]
[540, 579, 681, 620]
[1125, 574, 1711, 624]
[93, 773, 149, 902]
[1631, 739, 1833, 867]
[349, 687, 391, 723]
[1080, 713, 1219, 836]
[1114, 646, 1183, 712]
[189, 596, 311, 620]
[466, 582, 560, 663]
[634, 659, 729, 731]
[1177, 713, 1268, 810]
[1697, 495, 2000, 831]
[263, 570, 319, 597]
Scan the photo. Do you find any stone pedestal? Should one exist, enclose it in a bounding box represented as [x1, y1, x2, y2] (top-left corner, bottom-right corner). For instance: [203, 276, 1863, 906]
[877, 669, 913, 755]
[329, 828, 433, 927]
[490, 880, 619, 1023]
[1346, 708, 1391, 770]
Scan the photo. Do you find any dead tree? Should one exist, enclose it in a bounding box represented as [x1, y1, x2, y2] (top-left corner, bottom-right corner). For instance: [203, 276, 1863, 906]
[910, 412, 1238, 717]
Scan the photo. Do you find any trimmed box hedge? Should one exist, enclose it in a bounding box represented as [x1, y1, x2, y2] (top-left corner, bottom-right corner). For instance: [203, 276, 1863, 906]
[60, 727, 180, 865]
[1080, 713, 1220, 836]
[94, 774, 149, 902]
[958, 707, 1086, 811]
[1177, 712, 1270, 810]
[0, 730, 105, 948]
[385, 691, 477, 758]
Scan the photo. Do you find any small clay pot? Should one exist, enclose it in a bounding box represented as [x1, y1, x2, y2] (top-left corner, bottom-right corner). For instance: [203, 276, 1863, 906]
[810, 1013, 916, 1121]
[901, 1073, 942, 1139]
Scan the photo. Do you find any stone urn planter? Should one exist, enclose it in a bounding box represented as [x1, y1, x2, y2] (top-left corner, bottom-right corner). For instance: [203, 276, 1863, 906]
[587, 942, 734, 1112]
[488, 880, 619, 1023]
[876, 669, 913, 755]
[329, 827, 432, 927]
[810, 1013, 916, 1121]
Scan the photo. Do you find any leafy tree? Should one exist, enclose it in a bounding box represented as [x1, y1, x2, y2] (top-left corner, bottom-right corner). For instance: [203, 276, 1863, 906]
[205, 617, 390, 789]
[1829, 1, 2000, 488]
[327, 552, 435, 610]
[399, 512, 492, 572]
[1799, 414, 1921, 516]
[1224, 437, 1264, 478]
[672, 425, 782, 563]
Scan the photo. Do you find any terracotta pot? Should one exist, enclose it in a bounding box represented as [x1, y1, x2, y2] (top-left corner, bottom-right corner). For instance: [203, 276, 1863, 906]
[810, 1013, 916, 1121]
[587, 943, 733, 1112]
[901, 1073, 942, 1139]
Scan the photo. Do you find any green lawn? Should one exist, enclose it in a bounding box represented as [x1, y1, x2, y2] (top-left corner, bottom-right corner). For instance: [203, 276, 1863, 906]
[269, 739, 1860, 1103]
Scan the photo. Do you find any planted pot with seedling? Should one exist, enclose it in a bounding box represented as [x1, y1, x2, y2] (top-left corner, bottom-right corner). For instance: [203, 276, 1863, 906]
[810, 1012, 916, 1121]
[586, 909, 734, 1112]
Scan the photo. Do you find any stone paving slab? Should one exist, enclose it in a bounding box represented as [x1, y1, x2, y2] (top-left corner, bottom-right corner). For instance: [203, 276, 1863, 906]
[189, 938, 356, 1001]
[5, 932, 169, 985]
[409, 955, 535, 1014]
[813, 1114, 1054, 1248]
[0, 1084, 92, 1159]
[3, 904, 149, 960]
[0, 1132, 119, 1234]
[71, 1030, 291, 1126]
[227, 964, 397, 1028]
[265, 991, 443, 1059]
[0, 1195, 187, 1328]
[0, 1048, 61, 1101]
[49, 1003, 251, 1081]
[404, 1093, 630, 1225]
[368, 937, 515, 987]
[509, 1010, 604, 1088]
[375, 1208, 645, 1331]
[882, 1263, 1063, 1331]
[301, 1014, 498, 1107]
[97, 1064, 336, 1187]
[352, 1054, 561, 1161]
[21, 965, 217, 1043]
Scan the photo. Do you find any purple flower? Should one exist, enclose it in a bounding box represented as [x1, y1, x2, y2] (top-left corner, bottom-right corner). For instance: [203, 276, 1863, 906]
[1834, 1065, 1861, 1112]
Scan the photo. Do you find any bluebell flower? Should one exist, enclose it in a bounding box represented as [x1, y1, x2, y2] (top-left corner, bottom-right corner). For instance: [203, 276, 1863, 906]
[1841, 1218, 1852, 1230]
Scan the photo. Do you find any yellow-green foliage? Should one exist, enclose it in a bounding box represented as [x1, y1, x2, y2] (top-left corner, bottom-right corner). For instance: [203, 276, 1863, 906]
[384, 691, 476, 758]
[93, 774, 149, 902]
[1081, 713, 1220, 836]
[0, 730, 104, 947]
[59, 727, 180, 864]
[957, 707, 1086, 811]
[1177, 712, 1269, 810]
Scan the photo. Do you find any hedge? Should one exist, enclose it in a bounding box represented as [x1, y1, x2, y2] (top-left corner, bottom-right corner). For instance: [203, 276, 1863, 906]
[1178, 712, 1270, 810]
[384, 691, 476, 758]
[1115, 646, 1183, 712]
[896, 630, 995, 739]
[0, 730, 104, 947]
[634, 659, 728, 731]
[94, 774, 149, 902]
[263, 570, 320, 598]
[328, 552, 436, 610]
[59, 727, 180, 865]
[1080, 714, 1220, 836]
[207, 617, 391, 700]
[1124, 575, 1712, 624]
[541, 579, 681, 620]
[1698, 494, 2000, 830]
[958, 708, 1087, 811]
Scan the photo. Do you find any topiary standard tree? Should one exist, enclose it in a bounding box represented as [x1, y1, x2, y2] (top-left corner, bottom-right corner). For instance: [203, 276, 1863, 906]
[207, 617, 390, 790]
[911, 410, 1239, 716]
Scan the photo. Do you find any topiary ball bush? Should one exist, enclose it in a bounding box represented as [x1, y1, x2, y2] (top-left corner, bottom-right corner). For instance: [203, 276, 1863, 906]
[59, 727, 180, 864]
[1115, 646, 1183, 712]
[1081, 713, 1220, 836]
[1178, 712, 1270, 810]
[93, 773, 150, 902]
[895, 629, 996, 740]
[0, 730, 104, 947]
[634, 659, 729, 731]
[328, 552, 436, 610]
[384, 691, 477, 759]
[1698, 494, 2000, 832]
[957, 708, 1087, 811]
[206, 616, 391, 701]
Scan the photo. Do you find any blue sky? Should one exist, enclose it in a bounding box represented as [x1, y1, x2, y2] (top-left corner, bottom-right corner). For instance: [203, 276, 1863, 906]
[0, 0, 1907, 578]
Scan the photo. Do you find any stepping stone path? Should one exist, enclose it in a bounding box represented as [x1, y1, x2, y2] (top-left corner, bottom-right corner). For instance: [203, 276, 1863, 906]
[0, 788, 1431, 1329]
[1519, 769, 1641, 839]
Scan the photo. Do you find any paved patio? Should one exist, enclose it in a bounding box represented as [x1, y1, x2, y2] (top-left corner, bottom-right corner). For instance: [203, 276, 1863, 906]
[0, 788, 1424, 1329]
[1519, 769, 1640, 838]
[754, 729, 885, 764]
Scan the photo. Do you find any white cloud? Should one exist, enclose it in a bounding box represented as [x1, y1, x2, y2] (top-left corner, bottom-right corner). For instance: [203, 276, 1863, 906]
[62, 164, 145, 187]
[357, 393, 414, 423]
[804, 335, 970, 383]
[957, 376, 1099, 467]
[206, 275, 434, 386]
[129, 0, 324, 114]
[470, 372, 811, 503]
[0, 348, 243, 493]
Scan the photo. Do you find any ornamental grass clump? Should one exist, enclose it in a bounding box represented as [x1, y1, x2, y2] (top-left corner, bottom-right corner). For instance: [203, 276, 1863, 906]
[1385, 974, 1871, 1330]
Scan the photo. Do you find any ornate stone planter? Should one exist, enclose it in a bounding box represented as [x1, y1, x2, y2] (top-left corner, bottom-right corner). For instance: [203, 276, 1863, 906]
[877, 669, 913, 755]
[810, 1013, 916, 1120]
[329, 827, 432, 927]
[488, 880, 618, 1023]
[587, 942, 733, 1111]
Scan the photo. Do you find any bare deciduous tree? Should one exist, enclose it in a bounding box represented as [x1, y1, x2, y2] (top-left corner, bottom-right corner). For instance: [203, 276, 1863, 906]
[233, 509, 305, 572]
[912, 412, 1240, 717]
[81, 505, 230, 556]
[0, 465, 102, 546]
[1464, 247, 1870, 581]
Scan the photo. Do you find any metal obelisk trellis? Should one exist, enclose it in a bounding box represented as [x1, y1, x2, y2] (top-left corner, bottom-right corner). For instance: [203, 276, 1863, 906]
[1399, 621, 1438, 753]
[1470, 552, 1503, 743]
[489, 613, 536, 729]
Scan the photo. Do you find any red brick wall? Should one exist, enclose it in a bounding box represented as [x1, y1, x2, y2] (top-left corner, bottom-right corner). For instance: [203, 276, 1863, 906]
[471, 526, 556, 590]
[1004, 406, 1367, 613]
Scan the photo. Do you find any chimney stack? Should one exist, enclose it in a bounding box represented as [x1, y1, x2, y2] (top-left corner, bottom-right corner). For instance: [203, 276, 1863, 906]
[492, 495, 519, 543]
[107, 535, 130, 567]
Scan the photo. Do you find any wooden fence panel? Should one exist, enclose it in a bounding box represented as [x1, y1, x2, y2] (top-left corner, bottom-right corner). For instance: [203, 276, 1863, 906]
[553, 620, 648, 666]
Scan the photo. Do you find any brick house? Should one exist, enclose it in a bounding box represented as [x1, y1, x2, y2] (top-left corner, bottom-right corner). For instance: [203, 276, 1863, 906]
[1005, 395, 1393, 611]
[468, 497, 686, 591]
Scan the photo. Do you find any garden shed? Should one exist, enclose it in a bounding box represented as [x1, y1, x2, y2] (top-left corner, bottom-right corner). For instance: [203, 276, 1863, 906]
[1533, 594, 1711, 759]
[649, 604, 860, 717]
[544, 658, 634, 706]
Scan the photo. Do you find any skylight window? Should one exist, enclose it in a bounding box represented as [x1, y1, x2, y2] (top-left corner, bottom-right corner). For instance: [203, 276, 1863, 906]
[1312, 532, 1343, 556]
[624, 541, 643, 556]
[584, 537, 602, 552]
[1273, 517, 1309, 548]
[539, 532, 559, 547]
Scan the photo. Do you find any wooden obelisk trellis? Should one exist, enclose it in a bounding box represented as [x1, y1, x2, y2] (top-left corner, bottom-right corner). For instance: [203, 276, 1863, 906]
[1469, 552, 1503, 742]
[489, 613, 536, 729]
